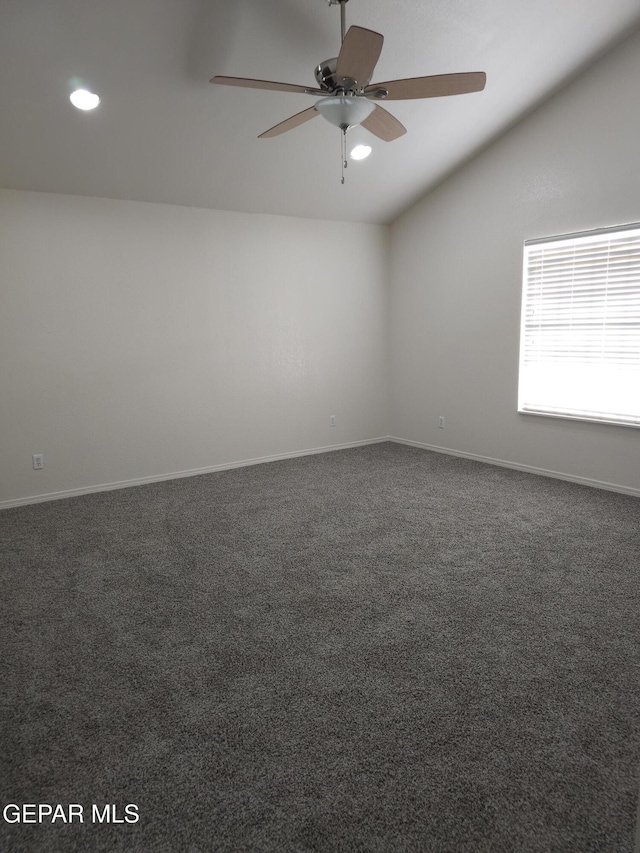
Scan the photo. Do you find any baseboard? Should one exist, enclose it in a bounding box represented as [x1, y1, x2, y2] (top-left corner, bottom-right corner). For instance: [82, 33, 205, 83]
[389, 436, 640, 498]
[0, 437, 391, 510]
[4, 435, 637, 509]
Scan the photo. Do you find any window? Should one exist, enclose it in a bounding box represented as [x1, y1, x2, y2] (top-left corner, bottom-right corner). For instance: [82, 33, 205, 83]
[518, 223, 640, 427]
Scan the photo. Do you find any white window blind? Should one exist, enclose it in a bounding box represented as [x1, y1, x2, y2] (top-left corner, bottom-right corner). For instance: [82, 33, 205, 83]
[518, 224, 640, 427]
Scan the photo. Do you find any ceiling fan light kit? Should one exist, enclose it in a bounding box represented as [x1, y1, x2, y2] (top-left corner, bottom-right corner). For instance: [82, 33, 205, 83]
[314, 96, 375, 130]
[210, 0, 486, 182]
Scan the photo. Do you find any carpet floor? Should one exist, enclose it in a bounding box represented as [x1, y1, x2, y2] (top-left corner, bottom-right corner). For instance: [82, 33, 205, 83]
[1, 442, 639, 852]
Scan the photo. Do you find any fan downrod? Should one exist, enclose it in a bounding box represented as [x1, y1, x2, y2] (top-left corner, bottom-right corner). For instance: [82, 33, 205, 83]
[315, 2, 371, 94]
[327, 0, 350, 43]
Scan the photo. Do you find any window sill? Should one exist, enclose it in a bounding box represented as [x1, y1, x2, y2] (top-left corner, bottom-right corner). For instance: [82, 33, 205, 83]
[518, 409, 640, 429]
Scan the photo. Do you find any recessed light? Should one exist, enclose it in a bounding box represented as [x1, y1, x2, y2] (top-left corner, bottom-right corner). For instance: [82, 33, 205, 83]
[350, 144, 372, 161]
[70, 89, 100, 111]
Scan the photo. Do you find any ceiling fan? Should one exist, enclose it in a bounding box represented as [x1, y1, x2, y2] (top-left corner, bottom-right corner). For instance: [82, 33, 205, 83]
[210, 0, 486, 177]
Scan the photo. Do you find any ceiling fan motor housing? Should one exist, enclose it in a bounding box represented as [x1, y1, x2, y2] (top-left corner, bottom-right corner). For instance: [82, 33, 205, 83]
[315, 57, 369, 94]
[315, 58, 340, 91]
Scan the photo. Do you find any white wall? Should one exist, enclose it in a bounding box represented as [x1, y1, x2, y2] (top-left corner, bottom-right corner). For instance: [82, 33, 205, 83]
[0, 190, 389, 505]
[389, 28, 640, 495]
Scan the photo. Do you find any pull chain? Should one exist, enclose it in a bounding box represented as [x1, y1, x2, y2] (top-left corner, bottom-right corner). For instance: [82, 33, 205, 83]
[341, 128, 347, 184]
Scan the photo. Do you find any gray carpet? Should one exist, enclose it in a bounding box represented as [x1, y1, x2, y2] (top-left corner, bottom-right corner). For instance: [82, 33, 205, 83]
[1, 442, 639, 852]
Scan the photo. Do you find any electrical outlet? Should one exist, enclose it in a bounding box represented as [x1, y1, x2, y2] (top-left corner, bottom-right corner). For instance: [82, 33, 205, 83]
[32, 454, 44, 470]
[438, 416, 445, 429]
[329, 415, 336, 427]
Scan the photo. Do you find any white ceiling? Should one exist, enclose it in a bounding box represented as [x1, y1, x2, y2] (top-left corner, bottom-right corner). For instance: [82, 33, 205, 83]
[2, 0, 640, 225]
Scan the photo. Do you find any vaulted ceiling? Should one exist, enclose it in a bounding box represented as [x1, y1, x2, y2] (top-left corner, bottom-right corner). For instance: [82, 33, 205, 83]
[2, 0, 640, 224]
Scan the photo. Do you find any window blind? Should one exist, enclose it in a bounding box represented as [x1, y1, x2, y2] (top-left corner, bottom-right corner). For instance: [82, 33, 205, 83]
[518, 224, 640, 427]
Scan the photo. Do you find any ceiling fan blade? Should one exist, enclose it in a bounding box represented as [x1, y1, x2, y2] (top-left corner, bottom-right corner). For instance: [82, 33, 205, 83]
[258, 106, 319, 139]
[360, 104, 406, 142]
[210, 76, 326, 97]
[365, 71, 486, 100]
[335, 26, 384, 89]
